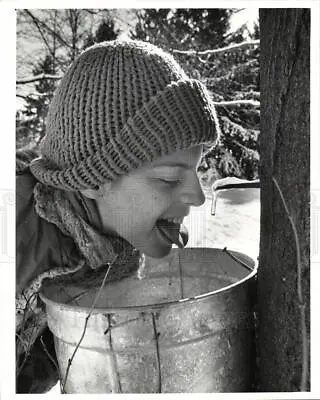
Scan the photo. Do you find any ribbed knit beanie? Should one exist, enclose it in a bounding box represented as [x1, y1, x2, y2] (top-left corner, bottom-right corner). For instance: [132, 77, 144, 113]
[30, 40, 219, 191]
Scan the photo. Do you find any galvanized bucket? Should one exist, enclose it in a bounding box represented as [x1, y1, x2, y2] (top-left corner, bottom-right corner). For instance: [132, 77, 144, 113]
[40, 247, 257, 393]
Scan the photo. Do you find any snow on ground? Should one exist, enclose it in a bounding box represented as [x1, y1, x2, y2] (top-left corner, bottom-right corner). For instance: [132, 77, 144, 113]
[45, 382, 61, 395]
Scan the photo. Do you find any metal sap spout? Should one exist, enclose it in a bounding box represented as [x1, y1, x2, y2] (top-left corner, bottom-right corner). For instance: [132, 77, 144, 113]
[211, 177, 260, 216]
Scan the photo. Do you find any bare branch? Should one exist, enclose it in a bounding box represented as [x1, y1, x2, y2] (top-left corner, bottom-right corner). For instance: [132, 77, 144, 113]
[172, 40, 260, 56]
[40, 336, 62, 386]
[23, 9, 72, 50]
[82, 9, 103, 16]
[16, 94, 28, 100]
[16, 74, 62, 85]
[23, 10, 56, 59]
[230, 8, 246, 14]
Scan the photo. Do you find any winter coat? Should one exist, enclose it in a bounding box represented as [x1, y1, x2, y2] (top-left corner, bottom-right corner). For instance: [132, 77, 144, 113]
[16, 167, 74, 393]
[16, 153, 140, 393]
[16, 168, 80, 293]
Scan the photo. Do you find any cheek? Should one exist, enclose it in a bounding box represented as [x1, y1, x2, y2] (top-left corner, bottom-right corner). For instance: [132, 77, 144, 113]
[130, 191, 163, 224]
[122, 188, 170, 230]
[101, 180, 174, 237]
[141, 188, 173, 219]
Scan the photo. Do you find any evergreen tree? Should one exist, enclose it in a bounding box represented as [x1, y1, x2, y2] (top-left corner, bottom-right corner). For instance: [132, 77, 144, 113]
[83, 18, 120, 49]
[131, 9, 231, 51]
[205, 25, 260, 180]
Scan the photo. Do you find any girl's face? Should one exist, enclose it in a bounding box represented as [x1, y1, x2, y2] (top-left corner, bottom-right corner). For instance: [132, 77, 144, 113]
[93, 145, 205, 258]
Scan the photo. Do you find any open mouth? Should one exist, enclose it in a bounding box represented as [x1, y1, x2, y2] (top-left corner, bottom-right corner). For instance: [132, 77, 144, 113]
[155, 217, 189, 248]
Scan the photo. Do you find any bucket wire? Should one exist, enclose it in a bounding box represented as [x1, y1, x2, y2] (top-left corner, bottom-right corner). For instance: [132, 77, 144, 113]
[178, 252, 185, 299]
[151, 312, 162, 393]
[60, 287, 80, 306]
[64, 287, 97, 305]
[222, 247, 254, 271]
[61, 258, 115, 393]
[107, 313, 122, 393]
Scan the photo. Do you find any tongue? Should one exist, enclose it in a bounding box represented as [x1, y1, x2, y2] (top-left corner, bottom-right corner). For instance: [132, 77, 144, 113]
[156, 219, 189, 248]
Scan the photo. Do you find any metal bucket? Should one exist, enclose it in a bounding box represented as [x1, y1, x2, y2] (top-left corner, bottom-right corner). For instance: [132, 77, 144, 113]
[40, 247, 257, 393]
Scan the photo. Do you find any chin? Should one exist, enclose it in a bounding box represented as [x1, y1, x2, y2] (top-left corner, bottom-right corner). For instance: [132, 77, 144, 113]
[140, 244, 172, 259]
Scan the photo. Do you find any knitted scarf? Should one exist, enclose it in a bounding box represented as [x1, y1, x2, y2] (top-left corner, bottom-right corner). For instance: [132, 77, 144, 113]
[16, 181, 141, 360]
[33, 182, 140, 273]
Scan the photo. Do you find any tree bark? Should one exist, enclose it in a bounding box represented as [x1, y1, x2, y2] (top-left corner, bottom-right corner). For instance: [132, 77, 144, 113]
[258, 9, 310, 391]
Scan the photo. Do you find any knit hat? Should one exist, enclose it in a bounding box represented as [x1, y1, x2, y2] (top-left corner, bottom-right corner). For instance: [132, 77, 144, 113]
[30, 40, 219, 191]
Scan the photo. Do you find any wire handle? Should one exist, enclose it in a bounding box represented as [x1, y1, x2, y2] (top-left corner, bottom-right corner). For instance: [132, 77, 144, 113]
[222, 247, 254, 271]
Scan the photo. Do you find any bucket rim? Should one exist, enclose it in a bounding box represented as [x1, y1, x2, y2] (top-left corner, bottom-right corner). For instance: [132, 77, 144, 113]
[39, 247, 258, 314]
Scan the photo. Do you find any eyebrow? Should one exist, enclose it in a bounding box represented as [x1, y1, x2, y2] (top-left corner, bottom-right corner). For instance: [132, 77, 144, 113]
[152, 162, 192, 169]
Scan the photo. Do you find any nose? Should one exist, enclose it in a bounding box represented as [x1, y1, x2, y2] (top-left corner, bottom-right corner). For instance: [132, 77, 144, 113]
[179, 172, 206, 207]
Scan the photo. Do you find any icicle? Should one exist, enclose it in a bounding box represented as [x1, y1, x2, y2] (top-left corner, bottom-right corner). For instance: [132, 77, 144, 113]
[137, 253, 146, 280]
[211, 190, 218, 216]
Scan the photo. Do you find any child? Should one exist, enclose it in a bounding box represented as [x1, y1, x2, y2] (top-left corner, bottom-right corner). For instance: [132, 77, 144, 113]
[16, 39, 219, 392]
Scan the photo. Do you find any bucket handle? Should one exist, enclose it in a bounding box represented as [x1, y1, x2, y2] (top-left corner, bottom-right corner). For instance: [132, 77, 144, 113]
[222, 247, 254, 271]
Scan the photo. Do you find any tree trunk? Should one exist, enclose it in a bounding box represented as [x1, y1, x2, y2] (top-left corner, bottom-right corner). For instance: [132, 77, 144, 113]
[258, 9, 310, 391]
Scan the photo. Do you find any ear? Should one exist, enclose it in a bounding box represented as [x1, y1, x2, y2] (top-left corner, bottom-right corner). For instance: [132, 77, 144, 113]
[81, 188, 102, 200]
[81, 181, 112, 200]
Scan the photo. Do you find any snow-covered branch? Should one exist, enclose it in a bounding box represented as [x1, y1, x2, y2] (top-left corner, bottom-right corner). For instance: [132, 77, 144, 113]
[172, 40, 259, 56]
[213, 99, 260, 107]
[16, 94, 28, 100]
[16, 74, 62, 85]
[16, 40, 260, 86]
[16, 92, 51, 99]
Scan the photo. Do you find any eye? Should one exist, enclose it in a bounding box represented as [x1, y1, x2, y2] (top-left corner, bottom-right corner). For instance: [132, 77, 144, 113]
[159, 178, 182, 187]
